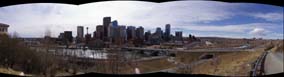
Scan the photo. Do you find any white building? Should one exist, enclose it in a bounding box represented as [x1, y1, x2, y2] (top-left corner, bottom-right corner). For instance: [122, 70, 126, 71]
[0, 23, 9, 35]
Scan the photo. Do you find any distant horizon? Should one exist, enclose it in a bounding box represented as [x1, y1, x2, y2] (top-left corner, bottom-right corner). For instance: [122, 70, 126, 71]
[0, 1, 283, 39]
[10, 33, 284, 40]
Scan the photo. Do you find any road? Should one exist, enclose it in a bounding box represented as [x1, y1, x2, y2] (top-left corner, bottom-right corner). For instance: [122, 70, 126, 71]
[123, 47, 254, 53]
[264, 52, 284, 75]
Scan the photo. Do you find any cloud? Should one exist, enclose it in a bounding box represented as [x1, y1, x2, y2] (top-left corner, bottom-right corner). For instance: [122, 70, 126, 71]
[250, 13, 283, 22]
[0, 1, 237, 37]
[174, 23, 277, 33]
[249, 28, 267, 36]
[0, 1, 282, 39]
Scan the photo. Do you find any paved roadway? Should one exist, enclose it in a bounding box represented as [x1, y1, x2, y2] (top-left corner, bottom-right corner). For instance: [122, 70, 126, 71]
[123, 47, 255, 53]
[264, 52, 284, 75]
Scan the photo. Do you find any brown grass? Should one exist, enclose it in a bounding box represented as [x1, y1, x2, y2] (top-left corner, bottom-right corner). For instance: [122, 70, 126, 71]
[188, 50, 264, 76]
[136, 57, 175, 73]
[0, 67, 21, 75]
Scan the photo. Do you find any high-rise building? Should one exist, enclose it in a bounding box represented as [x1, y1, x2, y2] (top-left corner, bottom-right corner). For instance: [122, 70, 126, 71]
[110, 20, 119, 39]
[155, 27, 163, 39]
[127, 26, 136, 40]
[144, 30, 151, 41]
[112, 20, 118, 27]
[76, 26, 84, 43]
[108, 23, 113, 40]
[93, 31, 96, 39]
[103, 17, 111, 41]
[118, 25, 127, 39]
[116, 25, 126, 44]
[136, 26, 144, 40]
[0, 23, 9, 35]
[77, 26, 84, 38]
[64, 31, 73, 43]
[149, 32, 161, 45]
[175, 31, 183, 41]
[95, 25, 104, 40]
[165, 24, 171, 41]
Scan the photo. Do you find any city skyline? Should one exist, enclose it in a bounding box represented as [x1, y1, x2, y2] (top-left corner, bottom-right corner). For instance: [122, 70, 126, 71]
[0, 1, 283, 39]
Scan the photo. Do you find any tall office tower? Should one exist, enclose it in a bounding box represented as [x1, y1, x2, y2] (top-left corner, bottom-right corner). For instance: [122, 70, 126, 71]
[76, 26, 84, 43]
[108, 23, 113, 41]
[110, 20, 119, 38]
[77, 26, 84, 38]
[103, 17, 111, 40]
[112, 20, 118, 27]
[175, 31, 183, 41]
[64, 31, 73, 43]
[115, 25, 126, 44]
[144, 30, 151, 41]
[165, 24, 171, 41]
[121, 25, 127, 41]
[136, 26, 144, 40]
[118, 25, 127, 40]
[96, 25, 104, 40]
[93, 31, 96, 39]
[126, 26, 136, 40]
[155, 27, 163, 39]
[105, 20, 118, 42]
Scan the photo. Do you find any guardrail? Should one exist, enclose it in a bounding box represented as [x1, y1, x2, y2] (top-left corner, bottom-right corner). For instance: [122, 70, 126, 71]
[251, 51, 268, 76]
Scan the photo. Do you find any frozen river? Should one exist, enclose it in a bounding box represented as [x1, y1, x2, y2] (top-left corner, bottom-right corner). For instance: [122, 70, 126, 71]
[33, 48, 108, 59]
[32, 48, 143, 60]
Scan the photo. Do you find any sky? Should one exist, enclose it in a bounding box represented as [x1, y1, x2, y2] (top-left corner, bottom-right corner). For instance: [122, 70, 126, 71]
[0, 1, 283, 39]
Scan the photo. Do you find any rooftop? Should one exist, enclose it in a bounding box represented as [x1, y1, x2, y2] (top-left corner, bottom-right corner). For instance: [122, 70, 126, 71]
[0, 23, 9, 27]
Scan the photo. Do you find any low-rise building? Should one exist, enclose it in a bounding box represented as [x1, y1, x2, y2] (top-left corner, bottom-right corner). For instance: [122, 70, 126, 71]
[0, 23, 9, 35]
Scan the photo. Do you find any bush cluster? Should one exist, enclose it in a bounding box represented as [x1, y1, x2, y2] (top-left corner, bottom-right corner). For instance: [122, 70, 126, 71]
[0, 35, 59, 76]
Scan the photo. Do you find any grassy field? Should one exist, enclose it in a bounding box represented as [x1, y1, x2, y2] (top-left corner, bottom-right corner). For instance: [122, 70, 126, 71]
[272, 41, 283, 52]
[0, 67, 33, 76]
[185, 49, 264, 76]
[0, 67, 22, 75]
[135, 57, 176, 73]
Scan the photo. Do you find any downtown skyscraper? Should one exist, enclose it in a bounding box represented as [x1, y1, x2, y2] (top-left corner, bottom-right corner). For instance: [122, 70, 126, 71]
[76, 26, 84, 43]
[95, 25, 104, 40]
[127, 26, 136, 41]
[164, 24, 171, 42]
[136, 26, 144, 40]
[103, 17, 111, 41]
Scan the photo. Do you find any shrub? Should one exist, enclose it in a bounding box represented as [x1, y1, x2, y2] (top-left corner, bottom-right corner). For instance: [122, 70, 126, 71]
[0, 35, 60, 75]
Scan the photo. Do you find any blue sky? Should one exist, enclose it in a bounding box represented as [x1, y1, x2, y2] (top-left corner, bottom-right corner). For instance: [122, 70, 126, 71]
[0, 1, 283, 39]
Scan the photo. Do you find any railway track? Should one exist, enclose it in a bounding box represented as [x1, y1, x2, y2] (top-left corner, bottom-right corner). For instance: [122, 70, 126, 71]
[251, 51, 268, 76]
